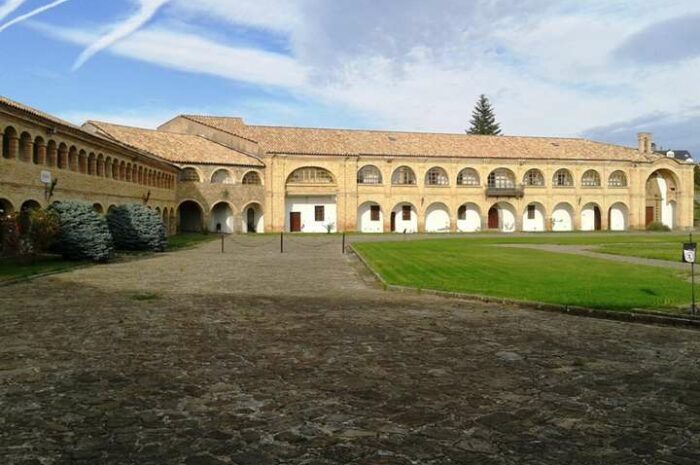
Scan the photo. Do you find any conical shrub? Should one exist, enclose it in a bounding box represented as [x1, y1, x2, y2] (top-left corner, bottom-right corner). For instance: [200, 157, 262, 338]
[49, 201, 113, 262]
[107, 204, 167, 252]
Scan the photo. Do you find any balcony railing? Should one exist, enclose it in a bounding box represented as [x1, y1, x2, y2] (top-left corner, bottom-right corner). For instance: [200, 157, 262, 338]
[485, 185, 525, 198]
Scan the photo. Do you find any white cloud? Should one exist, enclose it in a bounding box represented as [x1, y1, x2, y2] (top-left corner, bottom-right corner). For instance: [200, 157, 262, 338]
[0, 0, 26, 21]
[170, 0, 302, 33]
[0, 0, 69, 33]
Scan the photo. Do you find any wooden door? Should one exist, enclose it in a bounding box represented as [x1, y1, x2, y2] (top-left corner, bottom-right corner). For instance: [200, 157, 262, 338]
[645, 206, 654, 226]
[594, 206, 601, 231]
[390, 212, 396, 232]
[290, 212, 301, 232]
[488, 207, 499, 229]
[247, 208, 256, 233]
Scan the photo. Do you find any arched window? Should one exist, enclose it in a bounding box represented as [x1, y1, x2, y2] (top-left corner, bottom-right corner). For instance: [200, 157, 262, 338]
[425, 167, 449, 186]
[179, 167, 201, 182]
[609, 170, 628, 187]
[242, 171, 262, 185]
[523, 169, 544, 186]
[457, 168, 479, 186]
[581, 170, 601, 187]
[211, 168, 233, 184]
[487, 168, 515, 189]
[391, 166, 416, 185]
[287, 167, 334, 184]
[553, 169, 573, 187]
[357, 165, 382, 184]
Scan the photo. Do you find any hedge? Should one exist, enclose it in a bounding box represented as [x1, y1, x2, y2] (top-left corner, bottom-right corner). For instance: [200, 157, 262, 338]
[49, 201, 114, 262]
[107, 204, 167, 252]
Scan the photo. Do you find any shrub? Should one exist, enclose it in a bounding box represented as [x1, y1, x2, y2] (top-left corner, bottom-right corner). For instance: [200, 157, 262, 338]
[0, 212, 21, 256]
[0, 209, 59, 257]
[646, 221, 671, 232]
[49, 201, 114, 262]
[106, 204, 167, 252]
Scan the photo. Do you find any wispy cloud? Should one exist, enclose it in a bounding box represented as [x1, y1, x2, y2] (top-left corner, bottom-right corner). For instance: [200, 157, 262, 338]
[73, 0, 171, 70]
[0, 0, 69, 33]
[0, 0, 26, 21]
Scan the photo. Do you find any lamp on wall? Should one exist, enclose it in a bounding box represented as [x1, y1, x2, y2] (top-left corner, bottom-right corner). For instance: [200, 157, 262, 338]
[142, 190, 151, 204]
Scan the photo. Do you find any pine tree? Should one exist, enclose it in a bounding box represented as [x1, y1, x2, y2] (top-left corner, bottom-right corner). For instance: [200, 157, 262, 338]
[466, 94, 502, 135]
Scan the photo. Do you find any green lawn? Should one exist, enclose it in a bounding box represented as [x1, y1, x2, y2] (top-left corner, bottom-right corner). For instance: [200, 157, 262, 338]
[0, 255, 85, 282]
[167, 233, 219, 250]
[353, 235, 698, 312]
[594, 242, 682, 262]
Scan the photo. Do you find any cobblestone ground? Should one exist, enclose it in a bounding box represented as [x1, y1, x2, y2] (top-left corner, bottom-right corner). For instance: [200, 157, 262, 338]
[2, 235, 700, 464]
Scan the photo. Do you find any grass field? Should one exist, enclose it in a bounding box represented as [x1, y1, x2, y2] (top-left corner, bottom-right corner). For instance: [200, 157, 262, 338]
[353, 234, 697, 312]
[594, 242, 681, 262]
[167, 233, 219, 250]
[0, 255, 84, 282]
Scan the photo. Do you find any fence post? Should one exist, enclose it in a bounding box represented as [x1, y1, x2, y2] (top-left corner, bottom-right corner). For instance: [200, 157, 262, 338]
[280, 231, 284, 254]
[221, 233, 225, 254]
[342, 232, 346, 254]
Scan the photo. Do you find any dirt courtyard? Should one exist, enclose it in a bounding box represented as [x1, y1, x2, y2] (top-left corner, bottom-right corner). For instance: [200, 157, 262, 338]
[2, 235, 700, 464]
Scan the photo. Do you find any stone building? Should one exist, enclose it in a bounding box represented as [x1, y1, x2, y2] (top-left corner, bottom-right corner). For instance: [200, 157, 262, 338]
[0, 96, 694, 234]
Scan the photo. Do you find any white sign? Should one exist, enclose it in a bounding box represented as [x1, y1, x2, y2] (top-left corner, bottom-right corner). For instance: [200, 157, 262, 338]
[684, 249, 696, 264]
[40, 170, 52, 184]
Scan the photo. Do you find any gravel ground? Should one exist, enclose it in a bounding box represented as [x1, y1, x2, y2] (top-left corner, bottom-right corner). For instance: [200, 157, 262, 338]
[1, 235, 700, 464]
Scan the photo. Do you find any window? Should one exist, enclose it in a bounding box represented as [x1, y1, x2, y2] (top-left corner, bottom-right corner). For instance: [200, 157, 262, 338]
[242, 171, 262, 185]
[392, 166, 416, 185]
[553, 169, 573, 187]
[457, 168, 479, 186]
[179, 167, 200, 182]
[315, 205, 325, 222]
[609, 171, 628, 187]
[357, 165, 382, 184]
[527, 204, 536, 220]
[211, 169, 233, 184]
[487, 169, 515, 188]
[402, 205, 411, 221]
[581, 170, 601, 187]
[523, 169, 544, 186]
[425, 167, 449, 186]
[370, 205, 380, 221]
[458, 205, 466, 220]
[288, 167, 334, 184]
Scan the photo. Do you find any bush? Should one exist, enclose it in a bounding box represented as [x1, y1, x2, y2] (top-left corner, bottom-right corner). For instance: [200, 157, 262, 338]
[49, 202, 114, 262]
[646, 221, 671, 232]
[106, 204, 167, 252]
[0, 209, 59, 257]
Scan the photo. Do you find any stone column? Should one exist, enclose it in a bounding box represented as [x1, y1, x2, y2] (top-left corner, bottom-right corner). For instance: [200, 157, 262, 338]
[7, 134, 18, 160]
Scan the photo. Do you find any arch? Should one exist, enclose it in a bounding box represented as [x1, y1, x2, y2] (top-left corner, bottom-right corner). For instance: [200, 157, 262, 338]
[581, 203, 602, 231]
[112, 159, 120, 180]
[162, 207, 169, 227]
[487, 168, 516, 188]
[608, 202, 629, 231]
[487, 202, 516, 232]
[178, 200, 204, 233]
[425, 202, 450, 232]
[107, 205, 117, 214]
[552, 202, 574, 231]
[609, 170, 628, 188]
[0, 198, 15, 215]
[179, 166, 202, 183]
[425, 167, 449, 186]
[242, 170, 263, 185]
[92, 203, 104, 214]
[104, 156, 113, 178]
[97, 154, 105, 176]
[645, 169, 679, 228]
[19, 132, 32, 162]
[58, 143, 68, 169]
[78, 150, 88, 174]
[210, 168, 234, 184]
[357, 165, 382, 185]
[390, 202, 417, 233]
[125, 163, 133, 182]
[522, 202, 546, 232]
[457, 203, 481, 232]
[581, 169, 601, 187]
[119, 161, 126, 180]
[155, 206, 161, 215]
[242, 202, 264, 233]
[2, 126, 18, 159]
[87, 152, 97, 175]
[32, 136, 45, 165]
[68, 146, 79, 171]
[131, 164, 138, 183]
[391, 166, 416, 185]
[209, 201, 234, 234]
[287, 166, 335, 184]
[553, 168, 574, 187]
[457, 168, 480, 186]
[20, 199, 41, 212]
[523, 168, 544, 187]
[137, 165, 143, 184]
[357, 201, 383, 233]
[46, 140, 57, 167]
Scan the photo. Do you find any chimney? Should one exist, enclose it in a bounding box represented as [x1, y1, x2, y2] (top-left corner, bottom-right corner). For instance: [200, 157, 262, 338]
[637, 132, 652, 154]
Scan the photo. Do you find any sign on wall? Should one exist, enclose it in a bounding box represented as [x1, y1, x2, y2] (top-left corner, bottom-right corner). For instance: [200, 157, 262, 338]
[40, 170, 52, 184]
[683, 242, 696, 264]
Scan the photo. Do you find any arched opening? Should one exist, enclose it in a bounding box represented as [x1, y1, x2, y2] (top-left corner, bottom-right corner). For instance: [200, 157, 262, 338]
[581, 170, 601, 187]
[179, 167, 201, 183]
[287, 166, 335, 184]
[19, 132, 32, 162]
[211, 168, 234, 184]
[487, 202, 516, 232]
[608, 202, 629, 231]
[91, 203, 104, 214]
[243, 203, 264, 233]
[58, 143, 69, 169]
[107, 205, 117, 214]
[523, 169, 545, 187]
[21, 200, 41, 212]
[425, 167, 449, 186]
[581, 203, 602, 231]
[242, 171, 262, 185]
[286, 167, 337, 233]
[645, 169, 678, 229]
[69, 146, 79, 172]
[2, 126, 18, 159]
[209, 202, 234, 234]
[390, 202, 417, 233]
[391, 166, 416, 185]
[457, 203, 481, 232]
[425, 203, 450, 232]
[46, 140, 57, 167]
[33, 137, 45, 165]
[0, 198, 15, 216]
[457, 168, 480, 186]
[609, 170, 628, 188]
[357, 202, 383, 233]
[522, 203, 546, 232]
[357, 165, 382, 185]
[178, 201, 204, 233]
[552, 203, 574, 231]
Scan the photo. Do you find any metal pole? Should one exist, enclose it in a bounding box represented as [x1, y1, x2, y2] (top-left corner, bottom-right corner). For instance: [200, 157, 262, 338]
[692, 232, 696, 315]
[221, 233, 224, 254]
[280, 231, 284, 254]
[342, 232, 346, 254]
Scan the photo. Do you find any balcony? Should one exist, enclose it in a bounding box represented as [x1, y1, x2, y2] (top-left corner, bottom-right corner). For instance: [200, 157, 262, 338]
[486, 185, 525, 198]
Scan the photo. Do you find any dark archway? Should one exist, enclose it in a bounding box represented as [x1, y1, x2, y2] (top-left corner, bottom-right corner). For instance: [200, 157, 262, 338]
[178, 201, 204, 233]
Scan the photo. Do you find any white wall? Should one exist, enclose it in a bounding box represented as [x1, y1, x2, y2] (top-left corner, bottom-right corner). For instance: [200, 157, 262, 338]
[497, 204, 516, 233]
[242, 205, 264, 233]
[522, 204, 545, 232]
[552, 204, 573, 231]
[425, 204, 450, 232]
[358, 203, 383, 233]
[392, 204, 418, 233]
[666, 201, 676, 229]
[457, 204, 481, 232]
[609, 203, 628, 231]
[210, 203, 234, 233]
[580, 204, 599, 231]
[285, 196, 337, 233]
[655, 176, 674, 228]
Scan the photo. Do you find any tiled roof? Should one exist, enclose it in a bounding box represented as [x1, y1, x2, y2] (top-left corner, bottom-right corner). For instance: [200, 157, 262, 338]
[87, 121, 264, 167]
[183, 115, 653, 162]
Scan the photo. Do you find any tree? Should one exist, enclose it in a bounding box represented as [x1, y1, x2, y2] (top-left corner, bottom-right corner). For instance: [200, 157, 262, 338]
[107, 204, 167, 252]
[466, 94, 502, 135]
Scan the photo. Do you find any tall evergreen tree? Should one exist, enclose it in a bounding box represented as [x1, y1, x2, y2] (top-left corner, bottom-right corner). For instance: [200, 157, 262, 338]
[466, 94, 502, 135]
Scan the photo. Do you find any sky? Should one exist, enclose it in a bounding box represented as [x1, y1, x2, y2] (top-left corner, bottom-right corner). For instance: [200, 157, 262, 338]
[0, 0, 698, 154]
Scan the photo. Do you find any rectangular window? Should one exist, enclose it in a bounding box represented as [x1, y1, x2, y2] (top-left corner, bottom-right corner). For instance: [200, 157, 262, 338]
[527, 205, 536, 220]
[402, 205, 411, 221]
[370, 205, 380, 221]
[314, 205, 325, 222]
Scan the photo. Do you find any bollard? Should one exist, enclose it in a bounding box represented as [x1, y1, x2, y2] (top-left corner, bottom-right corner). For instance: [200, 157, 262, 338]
[342, 232, 346, 254]
[221, 233, 224, 253]
[280, 231, 284, 253]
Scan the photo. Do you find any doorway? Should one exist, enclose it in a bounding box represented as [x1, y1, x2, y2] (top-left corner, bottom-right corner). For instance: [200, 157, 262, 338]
[289, 212, 301, 232]
[488, 207, 499, 229]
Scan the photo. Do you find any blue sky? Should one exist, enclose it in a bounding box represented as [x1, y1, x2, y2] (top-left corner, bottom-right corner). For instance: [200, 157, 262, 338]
[0, 0, 698, 155]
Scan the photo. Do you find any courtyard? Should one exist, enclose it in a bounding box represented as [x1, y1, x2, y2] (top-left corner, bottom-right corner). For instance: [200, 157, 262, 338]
[2, 234, 700, 464]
